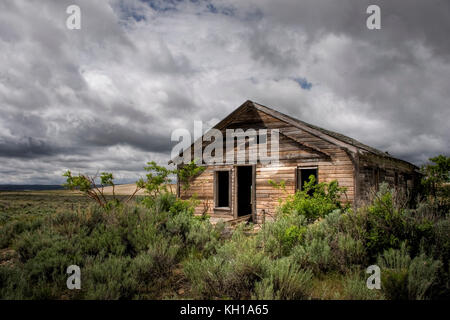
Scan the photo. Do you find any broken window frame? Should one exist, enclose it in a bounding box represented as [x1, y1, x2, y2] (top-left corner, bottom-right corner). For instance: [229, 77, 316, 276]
[214, 169, 232, 210]
[295, 166, 319, 191]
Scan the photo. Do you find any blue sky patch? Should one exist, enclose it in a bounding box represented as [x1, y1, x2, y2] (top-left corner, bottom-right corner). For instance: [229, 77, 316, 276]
[293, 77, 313, 90]
[206, 3, 236, 16]
[140, 0, 182, 13]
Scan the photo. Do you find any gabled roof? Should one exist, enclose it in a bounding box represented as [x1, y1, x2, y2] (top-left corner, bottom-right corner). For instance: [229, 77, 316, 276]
[169, 100, 417, 168]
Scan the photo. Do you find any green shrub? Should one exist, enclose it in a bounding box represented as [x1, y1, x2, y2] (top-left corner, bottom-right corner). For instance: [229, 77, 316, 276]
[291, 238, 331, 274]
[83, 256, 137, 299]
[302, 209, 340, 243]
[130, 253, 156, 285]
[365, 184, 407, 257]
[22, 242, 81, 284]
[184, 219, 223, 257]
[5, 228, 83, 299]
[381, 268, 409, 300]
[151, 192, 178, 213]
[332, 233, 367, 272]
[420, 154, 450, 212]
[377, 242, 411, 270]
[124, 210, 163, 255]
[185, 232, 268, 299]
[165, 204, 222, 256]
[252, 257, 313, 300]
[364, 183, 439, 259]
[377, 243, 411, 299]
[184, 255, 228, 299]
[377, 244, 443, 300]
[276, 178, 347, 221]
[258, 214, 307, 258]
[128, 246, 182, 299]
[283, 226, 307, 250]
[0, 266, 28, 299]
[338, 208, 368, 243]
[407, 253, 442, 300]
[0, 217, 43, 249]
[343, 273, 384, 300]
[431, 217, 450, 265]
[145, 235, 181, 275]
[80, 224, 126, 258]
[137, 193, 222, 257]
[14, 230, 63, 262]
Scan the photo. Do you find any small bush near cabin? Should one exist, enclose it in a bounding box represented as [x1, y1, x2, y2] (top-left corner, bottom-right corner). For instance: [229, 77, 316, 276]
[273, 176, 348, 221]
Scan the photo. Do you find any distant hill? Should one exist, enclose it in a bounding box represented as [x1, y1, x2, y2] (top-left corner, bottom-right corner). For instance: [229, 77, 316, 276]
[0, 185, 64, 191]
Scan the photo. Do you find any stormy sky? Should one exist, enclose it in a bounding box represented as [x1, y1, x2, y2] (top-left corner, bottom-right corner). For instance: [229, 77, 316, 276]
[0, 0, 449, 184]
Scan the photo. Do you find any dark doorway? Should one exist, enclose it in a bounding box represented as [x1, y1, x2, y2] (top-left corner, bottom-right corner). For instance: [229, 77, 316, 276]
[237, 166, 253, 217]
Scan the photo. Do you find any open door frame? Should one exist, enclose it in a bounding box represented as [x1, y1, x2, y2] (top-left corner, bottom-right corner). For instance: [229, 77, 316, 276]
[233, 164, 256, 221]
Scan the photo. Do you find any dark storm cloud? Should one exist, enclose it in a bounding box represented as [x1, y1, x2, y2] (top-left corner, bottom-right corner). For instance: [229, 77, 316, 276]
[256, 0, 450, 58]
[71, 118, 172, 153]
[0, 137, 59, 158]
[0, 0, 449, 183]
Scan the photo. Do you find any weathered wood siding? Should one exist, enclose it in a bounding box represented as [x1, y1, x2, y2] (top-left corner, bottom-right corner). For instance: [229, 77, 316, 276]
[356, 152, 419, 206]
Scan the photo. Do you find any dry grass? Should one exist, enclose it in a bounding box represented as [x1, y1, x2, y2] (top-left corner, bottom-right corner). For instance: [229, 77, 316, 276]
[309, 273, 346, 299]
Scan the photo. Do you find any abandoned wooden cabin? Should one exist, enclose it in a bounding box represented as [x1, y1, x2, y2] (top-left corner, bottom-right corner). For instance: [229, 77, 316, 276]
[170, 100, 420, 223]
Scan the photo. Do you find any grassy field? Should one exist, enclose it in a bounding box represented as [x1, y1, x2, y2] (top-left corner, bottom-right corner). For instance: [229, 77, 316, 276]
[0, 190, 352, 299]
[0, 190, 137, 268]
[0, 190, 88, 218]
[0, 190, 142, 227]
[0, 190, 86, 267]
[0, 190, 215, 299]
[0, 186, 448, 300]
